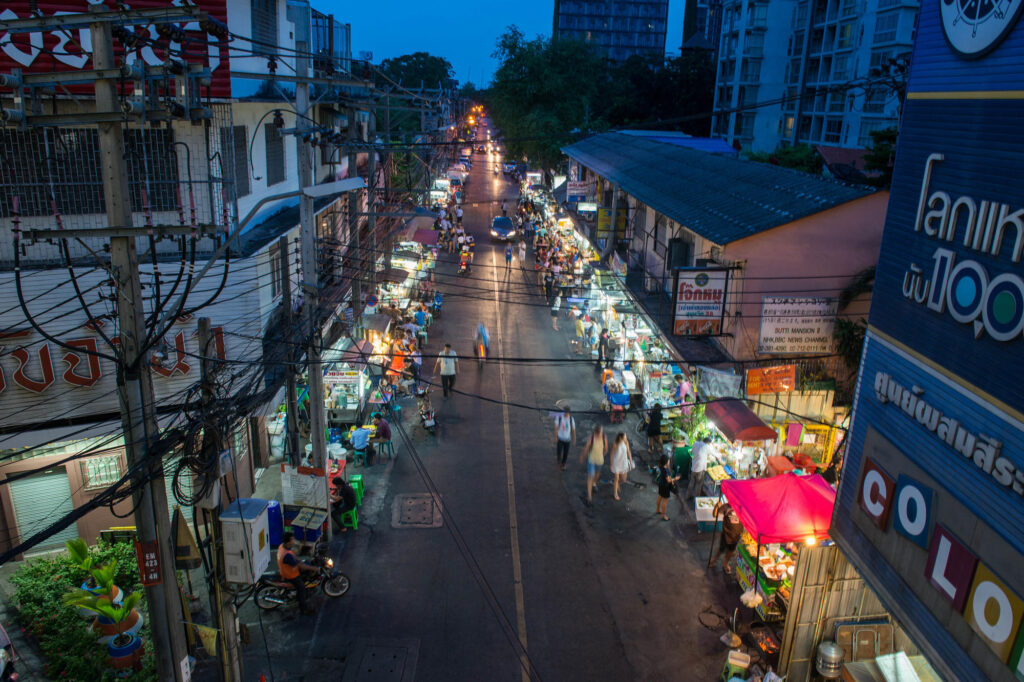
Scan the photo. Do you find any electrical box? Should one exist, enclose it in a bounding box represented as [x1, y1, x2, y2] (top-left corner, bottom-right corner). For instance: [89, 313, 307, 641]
[219, 498, 270, 584]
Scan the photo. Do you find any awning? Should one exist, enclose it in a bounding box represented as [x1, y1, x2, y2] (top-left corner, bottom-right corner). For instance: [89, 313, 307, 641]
[704, 398, 777, 442]
[721, 474, 836, 544]
[362, 314, 391, 335]
[397, 212, 436, 241]
[339, 339, 374, 369]
[412, 228, 439, 245]
[380, 267, 410, 284]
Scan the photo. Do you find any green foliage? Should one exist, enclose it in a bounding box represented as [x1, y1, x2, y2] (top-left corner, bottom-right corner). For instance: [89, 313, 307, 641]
[746, 144, 823, 175]
[833, 318, 867, 370]
[837, 266, 875, 309]
[379, 52, 454, 89]
[10, 541, 156, 681]
[863, 126, 898, 188]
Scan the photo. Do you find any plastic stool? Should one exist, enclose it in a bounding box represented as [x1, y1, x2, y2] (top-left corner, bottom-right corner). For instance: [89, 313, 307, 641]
[391, 404, 403, 421]
[610, 405, 625, 424]
[601, 369, 614, 385]
[349, 474, 364, 505]
[379, 440, 395, 461]
[338, 507, 358, 531]
[720, 650, 750, 681]
[352, 449, 367, 466]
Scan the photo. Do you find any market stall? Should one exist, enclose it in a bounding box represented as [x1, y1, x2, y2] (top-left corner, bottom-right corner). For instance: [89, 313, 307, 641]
[714, 474, 835, 628]
[322, 339, 374, 427]
[698, 398, 778, 496]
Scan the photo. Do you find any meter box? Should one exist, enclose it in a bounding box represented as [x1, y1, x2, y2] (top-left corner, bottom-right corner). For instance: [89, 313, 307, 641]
[220, 498, 270, 584]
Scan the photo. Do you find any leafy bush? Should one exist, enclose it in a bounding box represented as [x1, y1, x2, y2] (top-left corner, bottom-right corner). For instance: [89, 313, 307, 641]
[10, 541, 157, 681]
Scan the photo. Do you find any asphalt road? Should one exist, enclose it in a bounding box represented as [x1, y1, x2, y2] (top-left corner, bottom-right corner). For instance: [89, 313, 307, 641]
[219, 125, 741, 682]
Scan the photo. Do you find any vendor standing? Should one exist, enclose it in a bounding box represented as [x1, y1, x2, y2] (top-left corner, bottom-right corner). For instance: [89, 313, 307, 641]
[710, 501, 744, 575]
[686, 436, 712, 498]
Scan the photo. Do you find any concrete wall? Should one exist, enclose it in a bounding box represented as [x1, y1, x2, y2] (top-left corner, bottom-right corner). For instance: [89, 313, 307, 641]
[720, 191, 887, 360]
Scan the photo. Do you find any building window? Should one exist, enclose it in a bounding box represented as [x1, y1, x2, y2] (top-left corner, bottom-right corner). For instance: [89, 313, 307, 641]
[783, 115, 795, 137]
[232, 423, 250, 462]
[842, 0, 858, 16]
[863, 88, 889, 113]
[859, 119, 892, 146]
[251, 0, 278, 56]
[837, 22, 855, 49]
[873, 14, 898, 43]
[833, 54, 849, 79]
[824, 118, 843, 143]
[81, 455, 123, 490]
[745, 33, 764, 56]
[220, 126, 250, 199]
[741, 59, 761, 81]
[264, 124, 285, 187]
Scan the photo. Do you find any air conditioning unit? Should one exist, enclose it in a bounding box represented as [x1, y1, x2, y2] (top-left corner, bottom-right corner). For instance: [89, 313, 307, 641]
[220, 498, 270, 584]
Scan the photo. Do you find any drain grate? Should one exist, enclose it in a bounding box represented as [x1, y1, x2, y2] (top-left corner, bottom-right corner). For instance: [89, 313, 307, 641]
[341, 639, 419, 682]
[391, 494, 444, 528]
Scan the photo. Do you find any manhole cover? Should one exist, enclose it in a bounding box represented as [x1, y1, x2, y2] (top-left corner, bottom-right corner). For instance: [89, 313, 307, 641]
[352, 645, 411, 682]
[555, 398, 593, 412]
[392, 494, 444, 528]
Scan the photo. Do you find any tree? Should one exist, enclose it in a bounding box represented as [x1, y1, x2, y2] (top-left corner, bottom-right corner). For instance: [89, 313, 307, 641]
[863, 126, 898, 188]
[378, 52, 454, 89]
[746, 143, 823, 175]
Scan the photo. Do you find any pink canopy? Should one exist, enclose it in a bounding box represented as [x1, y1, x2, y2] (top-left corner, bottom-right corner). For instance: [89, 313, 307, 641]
[720, 474, 836, 544]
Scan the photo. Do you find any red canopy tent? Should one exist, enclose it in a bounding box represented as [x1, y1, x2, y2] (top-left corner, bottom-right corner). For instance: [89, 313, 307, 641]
[720, 473, 835, 544]
[705, 398, 777, 442]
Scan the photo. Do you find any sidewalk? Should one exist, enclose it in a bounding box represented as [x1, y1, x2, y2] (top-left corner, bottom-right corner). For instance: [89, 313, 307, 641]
[0, 562, 46, 681]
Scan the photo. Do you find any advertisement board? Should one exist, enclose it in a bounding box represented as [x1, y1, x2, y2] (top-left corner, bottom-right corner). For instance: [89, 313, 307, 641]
[672, 268, 728, 336]
[576, 202, 597, 214]
[831, 5, 1024, 681]
[0, 1, 232, 99]
[566, 181, 587, 202]
[595, 208, 627, 239]
[757, 297, 837, 355]
[745, 364, 796, 395]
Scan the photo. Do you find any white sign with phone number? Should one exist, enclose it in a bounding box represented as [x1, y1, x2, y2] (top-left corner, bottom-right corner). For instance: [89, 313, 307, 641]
[758, 296, 838, 354]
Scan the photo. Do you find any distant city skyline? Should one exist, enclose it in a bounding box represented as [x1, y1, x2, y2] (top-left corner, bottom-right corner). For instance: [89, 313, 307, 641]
[328, 0, 684, 88]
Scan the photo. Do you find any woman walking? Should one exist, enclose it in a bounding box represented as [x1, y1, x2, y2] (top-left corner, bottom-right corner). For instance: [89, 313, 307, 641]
[609, 433, 634, 501]
[656, 454, 680, 521]
[579, 425, 608, 506]
[646, 403, 663, 456]
[551, 294, 562, 331]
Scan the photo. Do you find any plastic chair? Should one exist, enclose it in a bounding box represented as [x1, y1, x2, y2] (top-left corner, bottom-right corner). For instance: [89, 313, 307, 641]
[338, 507, 358, 531]
[349, 474, 364, 505]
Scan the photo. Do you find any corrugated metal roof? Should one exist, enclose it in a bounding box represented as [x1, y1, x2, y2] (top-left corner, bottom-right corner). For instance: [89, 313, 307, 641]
[563, 133, 873, 245]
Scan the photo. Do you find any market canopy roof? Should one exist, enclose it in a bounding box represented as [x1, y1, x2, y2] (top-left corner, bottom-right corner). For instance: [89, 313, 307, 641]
[338, 340, 374, 369]
[705, 398, 777, 442]
[362, 314, 391, 334]
[411, 229, 438, 245]
[721, 474, 836, 544]
[380, 267, 410, 284]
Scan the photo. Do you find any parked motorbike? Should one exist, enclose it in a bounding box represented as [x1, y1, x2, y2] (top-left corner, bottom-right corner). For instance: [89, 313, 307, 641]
[254, 543, 350, 610]
[0, 621, 18, 682]
[416, 389, 436, 435]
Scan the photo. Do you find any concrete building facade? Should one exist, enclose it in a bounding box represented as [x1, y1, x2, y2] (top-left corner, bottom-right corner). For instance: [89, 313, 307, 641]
[553, 0, 670, 61]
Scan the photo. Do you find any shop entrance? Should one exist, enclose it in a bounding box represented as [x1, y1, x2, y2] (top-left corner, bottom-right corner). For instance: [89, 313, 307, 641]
[9, 468, 78, 552]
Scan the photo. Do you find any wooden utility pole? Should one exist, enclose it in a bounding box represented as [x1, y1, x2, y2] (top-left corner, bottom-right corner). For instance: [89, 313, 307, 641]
[198, 318, 243, 682]
[89, 8, 187, 681]
[347, 106, 362, 320]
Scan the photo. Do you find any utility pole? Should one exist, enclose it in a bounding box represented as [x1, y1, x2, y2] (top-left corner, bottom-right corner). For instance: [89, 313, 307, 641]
[294, 14, 331, 540]
[89, 10, 188, 681]
[347, 106, 362, 320]
[280, 237, 301, 464]
[198, 318, 243, 682]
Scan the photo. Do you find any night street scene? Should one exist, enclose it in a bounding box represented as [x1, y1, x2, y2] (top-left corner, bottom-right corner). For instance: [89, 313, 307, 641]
[0, 0, 1020, 681]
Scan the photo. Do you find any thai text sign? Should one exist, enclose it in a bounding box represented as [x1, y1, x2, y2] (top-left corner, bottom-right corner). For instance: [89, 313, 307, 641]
[757, 297, 837, 354]
[595, 208, 627, 239]
[134, 540, 161, 586]
[746, 364, 797, 395]
[673, 268, 728, 336]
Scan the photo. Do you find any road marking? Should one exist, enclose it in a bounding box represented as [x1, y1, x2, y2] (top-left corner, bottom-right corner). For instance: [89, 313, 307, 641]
[491, 250, 530, 682]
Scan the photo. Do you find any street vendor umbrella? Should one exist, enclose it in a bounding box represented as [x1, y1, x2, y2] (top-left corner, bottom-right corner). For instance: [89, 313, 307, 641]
[720, 473, 836, 544]
[704, 398, 777, 442]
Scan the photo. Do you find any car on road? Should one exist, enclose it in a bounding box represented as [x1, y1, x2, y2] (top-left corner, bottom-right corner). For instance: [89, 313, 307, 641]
[490, 216, 517, 241]
[475, 145, 486, 153]
[502, 161, 516, 175]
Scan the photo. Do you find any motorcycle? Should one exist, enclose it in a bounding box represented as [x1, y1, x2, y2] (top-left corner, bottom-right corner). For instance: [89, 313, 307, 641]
[254, 543, 350, 610]
[476, 339, 487, 367]
[431, 295, 443, 319]
[416, 389, 436, 435]
[0, 621, 18, 682]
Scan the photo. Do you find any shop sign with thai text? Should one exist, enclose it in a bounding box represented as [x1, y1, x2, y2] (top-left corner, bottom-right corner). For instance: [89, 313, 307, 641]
[757, 297, 837, 355]
[746, 364, 797, 395]
[673, 268, 728, 336]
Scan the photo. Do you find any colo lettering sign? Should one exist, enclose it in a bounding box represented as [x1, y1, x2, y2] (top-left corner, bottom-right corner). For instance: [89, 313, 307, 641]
[673, 268, 728, 336]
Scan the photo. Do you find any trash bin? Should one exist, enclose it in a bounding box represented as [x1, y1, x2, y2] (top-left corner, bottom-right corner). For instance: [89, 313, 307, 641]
[266, 500, 283, 547]
[673, 445, 692, 477]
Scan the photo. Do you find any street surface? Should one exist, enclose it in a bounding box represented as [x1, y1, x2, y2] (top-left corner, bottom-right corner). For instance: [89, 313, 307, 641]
[214, 131, 742, 682]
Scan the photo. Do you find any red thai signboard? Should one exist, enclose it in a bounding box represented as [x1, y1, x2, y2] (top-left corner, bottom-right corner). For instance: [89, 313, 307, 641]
[0, 1, 231, 99]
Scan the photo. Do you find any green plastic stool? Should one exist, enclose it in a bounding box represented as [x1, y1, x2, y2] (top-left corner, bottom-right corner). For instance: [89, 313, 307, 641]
[349, 474, 365, 505]
[720, 650, 750, 681]
[379, 440, 395, 461]
[352, 449, 367, 466]
[339, 507, 358, 531]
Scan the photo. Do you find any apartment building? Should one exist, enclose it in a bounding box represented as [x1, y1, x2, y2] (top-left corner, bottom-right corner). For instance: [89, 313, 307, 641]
[712, 0, 917, 152]
[553, 0, 670, 62]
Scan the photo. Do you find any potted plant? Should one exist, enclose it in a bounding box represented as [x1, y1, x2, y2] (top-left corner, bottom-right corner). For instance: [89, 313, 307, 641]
[62, 559, 143, 644]
[65, 539, 124, 617]
[64, 590, 145, 673]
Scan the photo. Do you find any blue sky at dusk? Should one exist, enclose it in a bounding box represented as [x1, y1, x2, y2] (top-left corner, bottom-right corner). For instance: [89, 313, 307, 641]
[327, 0, 685, 87]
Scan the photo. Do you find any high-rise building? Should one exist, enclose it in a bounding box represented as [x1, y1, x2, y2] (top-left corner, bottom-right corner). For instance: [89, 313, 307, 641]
[553, 0, 670, 62]
[712, 0, 918, 152]
[682, 0, 724, 59]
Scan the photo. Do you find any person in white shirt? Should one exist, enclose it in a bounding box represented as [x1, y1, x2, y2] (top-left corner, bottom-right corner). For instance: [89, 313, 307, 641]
[686, 436, 713, 498]
[456, 206, 464, 223]
[433, 343, 458, 398]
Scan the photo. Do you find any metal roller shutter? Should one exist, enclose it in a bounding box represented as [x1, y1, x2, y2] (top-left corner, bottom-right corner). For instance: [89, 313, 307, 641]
[9, 468, 79, 551]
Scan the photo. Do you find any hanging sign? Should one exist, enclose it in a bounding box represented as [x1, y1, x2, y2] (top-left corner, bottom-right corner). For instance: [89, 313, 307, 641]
[673, 268, 729, 336]
[746, 364, 797, 395]
[757, 297, 837, 354]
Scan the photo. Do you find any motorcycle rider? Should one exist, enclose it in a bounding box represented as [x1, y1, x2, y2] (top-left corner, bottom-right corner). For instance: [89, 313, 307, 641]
[277, 532, 319, 614]
[475, 323, 490, 359]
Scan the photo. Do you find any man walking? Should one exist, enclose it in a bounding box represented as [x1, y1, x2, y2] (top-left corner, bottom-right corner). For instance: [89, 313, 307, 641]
[686, 436, 712, 498]
[505, 243, 513, 270]
[518, 239, 527, 265]
[434, 342, 458, 398]
[501, 199, 508, 216]
[455, 205, 463, 225]
[597, 328, 609, 369]
[553, 406, 576, 471]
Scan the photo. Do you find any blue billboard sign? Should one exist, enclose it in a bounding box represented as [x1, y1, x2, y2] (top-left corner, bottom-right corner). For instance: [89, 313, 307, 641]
[831, 1, 1024, 680]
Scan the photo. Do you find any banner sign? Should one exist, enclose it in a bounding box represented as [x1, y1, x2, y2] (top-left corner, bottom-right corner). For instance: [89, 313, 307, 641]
[610, 252, 627, 278]
[746, 364, 797, 395]
[0, 1, 232, 99]
[673, 268, 728, 336]
[696, 365, 743, 400]
[757, 297, 837, 354]
[566, 181, 587, 203]
[595, 208, 627, 239]
[576, 202, 597, 214]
